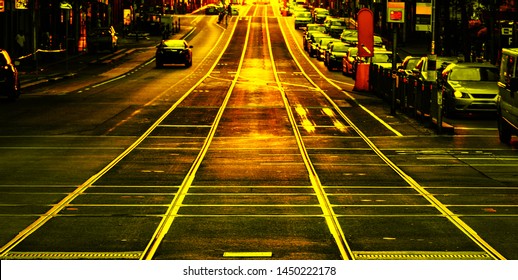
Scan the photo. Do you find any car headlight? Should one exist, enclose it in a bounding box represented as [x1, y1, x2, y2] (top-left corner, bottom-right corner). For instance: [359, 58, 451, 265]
[454, 90, 469, 98]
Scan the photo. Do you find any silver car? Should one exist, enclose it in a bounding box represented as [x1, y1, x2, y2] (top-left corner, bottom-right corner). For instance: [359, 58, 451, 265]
[440, 63, 499, 115]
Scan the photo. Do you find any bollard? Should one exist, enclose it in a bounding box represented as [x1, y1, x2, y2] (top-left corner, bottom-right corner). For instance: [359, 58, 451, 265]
[354, 63, 370, 92]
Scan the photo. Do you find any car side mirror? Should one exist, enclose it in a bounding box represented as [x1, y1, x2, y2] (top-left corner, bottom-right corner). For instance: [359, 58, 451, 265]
[510, 77, 518, 92]
[189, 45, 193, 48]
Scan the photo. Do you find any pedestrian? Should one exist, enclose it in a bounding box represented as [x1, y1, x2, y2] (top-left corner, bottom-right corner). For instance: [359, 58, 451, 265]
[15, 31, 26, 58]
[218, 10, 224, 24]
[227, 4, 232, 17]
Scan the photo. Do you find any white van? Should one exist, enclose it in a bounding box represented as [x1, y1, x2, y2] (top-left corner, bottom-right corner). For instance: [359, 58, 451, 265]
[497, 48, 518, 144]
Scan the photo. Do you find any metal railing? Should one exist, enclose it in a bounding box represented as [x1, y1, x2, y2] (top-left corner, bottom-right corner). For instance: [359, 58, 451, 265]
[369, 64, 446, 133]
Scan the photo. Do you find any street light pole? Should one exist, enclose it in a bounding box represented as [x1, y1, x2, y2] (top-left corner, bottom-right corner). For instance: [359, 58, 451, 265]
[60, 2, 72, 73]
[430, 0, 436, 55]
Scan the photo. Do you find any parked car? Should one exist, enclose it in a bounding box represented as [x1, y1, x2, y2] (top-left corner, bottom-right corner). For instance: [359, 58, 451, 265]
[340, 29, 358, 44]
[316, 37, 340, 61]
[307, 32, 331, 57]
[325, 42, 350, 71]
[339, 29, 383, 48]
[342, 47, 358, 76]
[294, 11, 313, 29]
[398, 56, 422, 76]
[155, 39, 193, 68]
[497, 48, 518, 144]
[323, 17, 347, 38]
[313, 8, 329, 24]
[413, 56, 459, 82]
[370, 49, 402, 69]
[87, 26, 118, 53]
[0, 49, 20, 100]
[203, 3, 224, 15]
[439, 62, 499, 115]
[397, 55, 423, 90]
[303, 24, 326, 50]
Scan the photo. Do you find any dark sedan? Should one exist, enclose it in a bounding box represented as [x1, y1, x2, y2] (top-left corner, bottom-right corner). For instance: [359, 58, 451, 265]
[325, 42, 350, 71]
[0, 49, 20, 100]
[439, 63, 499, 115]
[155, 39, 193, 68]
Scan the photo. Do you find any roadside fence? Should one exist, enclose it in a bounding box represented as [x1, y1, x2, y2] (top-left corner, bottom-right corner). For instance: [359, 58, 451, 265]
[369, 64, 446, 134]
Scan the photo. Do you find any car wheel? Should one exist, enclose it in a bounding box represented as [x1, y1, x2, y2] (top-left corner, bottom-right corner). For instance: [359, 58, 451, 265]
[498, 115, 512, 144]
[185, 57, 192, 67]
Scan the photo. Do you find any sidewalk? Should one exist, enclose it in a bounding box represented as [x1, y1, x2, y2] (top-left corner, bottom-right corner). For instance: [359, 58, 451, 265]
[18, 29, 191, 91]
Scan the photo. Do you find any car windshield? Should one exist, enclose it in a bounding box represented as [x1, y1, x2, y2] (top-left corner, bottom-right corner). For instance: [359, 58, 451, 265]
[308, 26, 326, 32]
[296, 12, 311, 17]
[349, 49, 358, 56]
[320, 39, 335, 45]
[163, 41, 185, 48]
[405, 58, 420, 70]
[333, 44, 349, 52]
[449, 67, 498, 82]
[372, 53, 391, 63]
[342, 30, 357, 37]
[331, 21, 345, 26]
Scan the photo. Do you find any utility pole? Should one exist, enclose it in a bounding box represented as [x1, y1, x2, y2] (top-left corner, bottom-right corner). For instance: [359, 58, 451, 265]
[430, 0, 436, 55]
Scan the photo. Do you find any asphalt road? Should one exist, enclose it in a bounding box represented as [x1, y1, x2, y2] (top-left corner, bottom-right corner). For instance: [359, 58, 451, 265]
[0, 4, 517, 260]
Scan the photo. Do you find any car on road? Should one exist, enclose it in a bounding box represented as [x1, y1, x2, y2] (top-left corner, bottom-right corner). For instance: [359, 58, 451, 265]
[294, 11, 313, 29]
[497, 48, 518, 144]
[0, 49, 20, 100]
[370, 49, 401, 69]
[303, 24, 326, 51]
[340, 29, 358, 44]
[316, 37, 340, 61]
[342, 47, 358, 76]
[323, 17, 347, 38]
[398, 56, 422, 76]
[87, 26, 118, 53]
[413, 56, 459, 82]
[155, 39, 193, 68]
[439, 62, 499, 116]
[325, 42, 350, 71]
[202, 3, 224, 15]
[312, 8, 329, 24]
[307, 32, 331, 57]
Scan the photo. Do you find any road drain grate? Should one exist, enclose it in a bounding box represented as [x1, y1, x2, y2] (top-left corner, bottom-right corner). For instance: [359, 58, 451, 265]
[3, 251, 141, 260]
[354, 251, 493, 260]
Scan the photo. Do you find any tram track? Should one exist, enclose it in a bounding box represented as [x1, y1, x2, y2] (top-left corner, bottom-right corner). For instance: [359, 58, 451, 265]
[272, 7, 505, 260]
[0, 4, 510, 260]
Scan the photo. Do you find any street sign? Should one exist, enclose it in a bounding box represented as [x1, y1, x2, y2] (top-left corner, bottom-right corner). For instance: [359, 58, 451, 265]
[416, 1, 432, 32]
[357, 8, 374, 58]
[387, 2, 405, 23]
[502, 27, 513, 36]
[15, 0, 28, 9]
[0, 0, 5, 12]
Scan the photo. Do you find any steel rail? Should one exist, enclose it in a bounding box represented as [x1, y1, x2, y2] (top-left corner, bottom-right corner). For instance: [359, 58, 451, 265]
[0, 16, 239, 258]
[279, 13, 505, 260]
[140, 12, 253, 260]
[265, 11, 354, 260]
